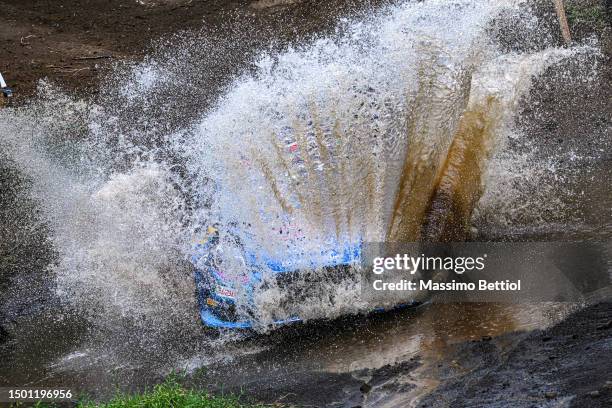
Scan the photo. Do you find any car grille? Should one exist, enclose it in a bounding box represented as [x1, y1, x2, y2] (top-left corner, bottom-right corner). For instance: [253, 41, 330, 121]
[269, 264, 358, 316]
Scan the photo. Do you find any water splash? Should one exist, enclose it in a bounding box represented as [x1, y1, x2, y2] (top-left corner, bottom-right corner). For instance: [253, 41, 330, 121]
[0, 0, 603, 331]
[192, 0, 504, 248]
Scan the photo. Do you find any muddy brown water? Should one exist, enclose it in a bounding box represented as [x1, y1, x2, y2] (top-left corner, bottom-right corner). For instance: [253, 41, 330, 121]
[0, 296, 579, 407]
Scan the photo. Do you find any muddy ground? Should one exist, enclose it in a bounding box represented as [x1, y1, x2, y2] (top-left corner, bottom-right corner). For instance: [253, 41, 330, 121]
[416, 302, 612, 408]
[1, 0, 610, 103]
[1, 0, 611, 407]
[210, 302, 612, 407]
[1, 0, 394, 102]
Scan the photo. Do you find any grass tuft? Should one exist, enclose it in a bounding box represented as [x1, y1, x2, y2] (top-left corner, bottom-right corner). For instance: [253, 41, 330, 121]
[28, 378, 266, 408]
[566, 4, 607, 30]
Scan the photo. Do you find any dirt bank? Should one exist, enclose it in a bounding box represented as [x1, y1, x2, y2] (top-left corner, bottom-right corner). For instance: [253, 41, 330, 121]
[417, 302, 612, 408]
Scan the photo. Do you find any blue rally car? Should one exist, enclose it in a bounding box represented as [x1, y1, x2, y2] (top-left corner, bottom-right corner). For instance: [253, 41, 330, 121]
[191, 225, 362, 329]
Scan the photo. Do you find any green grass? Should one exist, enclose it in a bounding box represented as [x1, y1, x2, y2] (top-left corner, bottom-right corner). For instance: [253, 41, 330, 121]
[566, 4, 607, 30]
[27, 379, 267, 408]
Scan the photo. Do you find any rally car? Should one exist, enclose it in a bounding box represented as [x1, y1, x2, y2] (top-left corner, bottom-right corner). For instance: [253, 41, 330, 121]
[190, 225, 362, 329]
